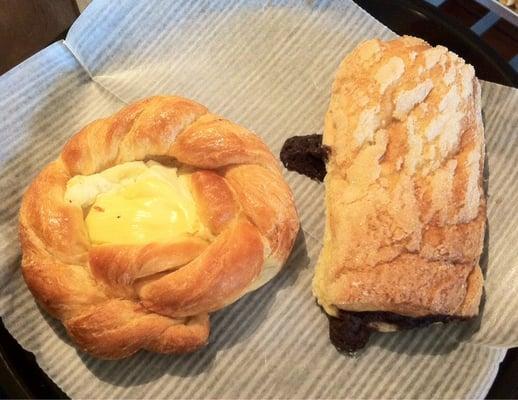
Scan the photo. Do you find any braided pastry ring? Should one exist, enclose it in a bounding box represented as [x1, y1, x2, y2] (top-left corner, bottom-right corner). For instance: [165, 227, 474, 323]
[19, 96, 299, 359]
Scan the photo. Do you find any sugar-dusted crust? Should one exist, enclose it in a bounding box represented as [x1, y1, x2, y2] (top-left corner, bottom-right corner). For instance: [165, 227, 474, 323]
[19, 96, 299, 359]
[313, 37, 485, 320]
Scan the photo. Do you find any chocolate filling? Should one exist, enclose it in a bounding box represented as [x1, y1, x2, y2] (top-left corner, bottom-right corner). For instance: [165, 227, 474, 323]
[328, 311, 460, 353]
[280, 134, 329, 182]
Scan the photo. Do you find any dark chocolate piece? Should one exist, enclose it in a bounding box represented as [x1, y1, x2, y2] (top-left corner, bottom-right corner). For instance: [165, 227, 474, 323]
[329, 310, 462, 353]
[329, 313, 371, 353]
[280, 134, 329, 182]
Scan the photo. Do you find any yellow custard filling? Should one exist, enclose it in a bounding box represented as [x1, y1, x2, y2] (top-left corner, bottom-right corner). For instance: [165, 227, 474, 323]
[65, 161, 205, 245]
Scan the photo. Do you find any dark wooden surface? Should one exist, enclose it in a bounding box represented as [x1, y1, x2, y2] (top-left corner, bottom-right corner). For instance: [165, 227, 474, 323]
[440, 0, 518, 61]
[355, 0, 517, 86]
[0, 0, 79, 75]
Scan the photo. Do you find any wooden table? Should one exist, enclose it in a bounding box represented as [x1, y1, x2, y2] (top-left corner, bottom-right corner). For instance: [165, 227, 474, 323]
[0, 0, 79, 75]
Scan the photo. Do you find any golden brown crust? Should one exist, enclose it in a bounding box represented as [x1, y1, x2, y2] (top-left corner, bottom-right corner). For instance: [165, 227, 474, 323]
[64, 300, 210, 359]
[313, 37, 485, 320]
[190, 170, 238, 235]
[136, 217, 265, 317]
[19, 95, 299, 359]
[224, 164, 300, 263]
[171, 114, 278, 171]
[19, 161, 90, 265]
[61, 97, 208, 175]
[89, 238, 209, 290]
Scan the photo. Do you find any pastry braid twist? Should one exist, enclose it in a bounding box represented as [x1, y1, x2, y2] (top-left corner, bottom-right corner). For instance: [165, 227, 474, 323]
[19, 96, 299, 359]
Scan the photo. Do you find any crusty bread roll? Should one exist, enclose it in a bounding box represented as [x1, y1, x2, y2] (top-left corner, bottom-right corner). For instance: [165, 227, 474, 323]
[313, 37, 485, 347]
[19, 96, 299, 359]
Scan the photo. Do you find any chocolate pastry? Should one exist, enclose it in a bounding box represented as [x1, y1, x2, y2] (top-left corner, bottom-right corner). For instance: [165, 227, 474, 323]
[280, 134, 329, 182]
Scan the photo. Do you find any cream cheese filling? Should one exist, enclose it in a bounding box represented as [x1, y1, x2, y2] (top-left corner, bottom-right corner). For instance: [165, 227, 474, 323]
[65, 161, 208, 245]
